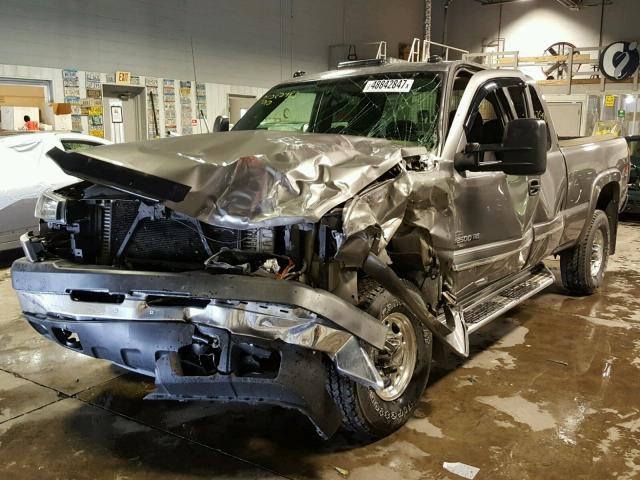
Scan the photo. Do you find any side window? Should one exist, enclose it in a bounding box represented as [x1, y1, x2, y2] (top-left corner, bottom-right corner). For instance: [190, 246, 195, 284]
[506, 85, 528, 119]
[529, 87, 546, 122]
[61, 140, 102, 152]
[448, 71, 472, 131]
[467, 88, 510, 145]
[528, 86, 552, 150]
[466, 80, 534, 146]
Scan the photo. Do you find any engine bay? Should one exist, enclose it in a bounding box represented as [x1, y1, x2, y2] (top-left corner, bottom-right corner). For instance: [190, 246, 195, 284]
[37, 182, 352, 293]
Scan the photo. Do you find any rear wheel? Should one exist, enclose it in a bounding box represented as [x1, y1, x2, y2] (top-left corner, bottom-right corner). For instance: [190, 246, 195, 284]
[560, 209, 610, 295]
[327, 279, 432, 440]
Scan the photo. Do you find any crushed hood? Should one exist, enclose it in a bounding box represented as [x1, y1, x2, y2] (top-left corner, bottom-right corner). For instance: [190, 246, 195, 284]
[51, 130, 404, 229]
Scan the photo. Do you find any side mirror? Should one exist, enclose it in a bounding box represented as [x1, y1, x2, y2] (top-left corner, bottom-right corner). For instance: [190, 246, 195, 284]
[213, 115, 230, 132]
[455, 118, 547, 175]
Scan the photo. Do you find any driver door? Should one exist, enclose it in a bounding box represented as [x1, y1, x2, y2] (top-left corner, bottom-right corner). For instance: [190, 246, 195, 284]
[446, 75, 541, 298]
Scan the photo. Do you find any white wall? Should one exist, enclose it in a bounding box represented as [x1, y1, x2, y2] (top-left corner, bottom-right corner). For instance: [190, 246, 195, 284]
[345, 0, 426, 55]
[0, 63, 267, 137]
[432, 0, 640, 74]
[0, 0, 425, 89]
[0, 0, 429, 138]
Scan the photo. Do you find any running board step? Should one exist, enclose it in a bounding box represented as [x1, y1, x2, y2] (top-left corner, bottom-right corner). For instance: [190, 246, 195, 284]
[461, 265, 555, 334]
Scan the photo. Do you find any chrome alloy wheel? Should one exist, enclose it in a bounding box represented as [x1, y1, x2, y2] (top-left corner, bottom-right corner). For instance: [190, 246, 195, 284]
[590, 229, 605, 278]
[374, 312, 417, 401]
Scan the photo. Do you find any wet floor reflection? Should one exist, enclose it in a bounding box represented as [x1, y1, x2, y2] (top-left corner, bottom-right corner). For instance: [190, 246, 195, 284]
[1, 225, 640, 479]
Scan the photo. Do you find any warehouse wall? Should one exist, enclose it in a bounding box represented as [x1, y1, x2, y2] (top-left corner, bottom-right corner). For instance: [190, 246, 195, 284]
[432, 0, 640, 73]
[0, 0, 425, 89]
[345, 0, 426, 57]
[0, 63, 268, 137]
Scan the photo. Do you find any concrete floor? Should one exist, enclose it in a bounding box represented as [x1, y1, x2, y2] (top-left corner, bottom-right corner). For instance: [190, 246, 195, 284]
[1, 223, 640, 480]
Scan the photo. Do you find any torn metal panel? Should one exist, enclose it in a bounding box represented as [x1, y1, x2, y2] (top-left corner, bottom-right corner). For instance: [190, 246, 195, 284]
[397, 159, 457, 280]
[403, 163, 454, 247]
[52, 131, 405, 229]
[341, 169, 412, 253]
[337, 153, 447, 269]
[387, 226, 436, 272]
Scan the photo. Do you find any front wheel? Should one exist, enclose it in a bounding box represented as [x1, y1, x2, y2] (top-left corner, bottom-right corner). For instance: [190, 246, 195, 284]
[560, 209, 610, 295]
[327, 279, 432, 440]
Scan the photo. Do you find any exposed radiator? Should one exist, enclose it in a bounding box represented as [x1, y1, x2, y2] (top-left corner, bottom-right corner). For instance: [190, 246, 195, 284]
[100, 202, 112, 262]
[103, 200, 274, 264]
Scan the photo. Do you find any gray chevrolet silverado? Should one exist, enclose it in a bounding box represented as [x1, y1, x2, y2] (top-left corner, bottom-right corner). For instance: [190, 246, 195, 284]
[12, 60, 630, 440]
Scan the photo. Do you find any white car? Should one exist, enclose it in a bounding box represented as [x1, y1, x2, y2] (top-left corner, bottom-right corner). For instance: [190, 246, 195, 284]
[0, 131, 110, 251]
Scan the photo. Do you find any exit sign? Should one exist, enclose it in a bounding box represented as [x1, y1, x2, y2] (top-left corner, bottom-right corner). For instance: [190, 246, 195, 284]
[115, 71, 131, 85]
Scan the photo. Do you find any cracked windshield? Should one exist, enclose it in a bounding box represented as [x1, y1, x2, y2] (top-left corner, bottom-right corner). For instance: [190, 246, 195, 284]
[234, 73, 442, 149]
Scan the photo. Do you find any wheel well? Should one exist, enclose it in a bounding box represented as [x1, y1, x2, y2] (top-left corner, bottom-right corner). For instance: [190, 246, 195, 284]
[595, 182, 620, 254]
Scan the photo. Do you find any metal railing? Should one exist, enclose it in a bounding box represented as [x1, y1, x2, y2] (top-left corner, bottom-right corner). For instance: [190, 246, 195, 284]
[407, 38, 469, 63]
[408, 38, 421, 63]
[463, 45, 640, 94]
[422, 40, 469, 61]
[375, 41, 387, 60]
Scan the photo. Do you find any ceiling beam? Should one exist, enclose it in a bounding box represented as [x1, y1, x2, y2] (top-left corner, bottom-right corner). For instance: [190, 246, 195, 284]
[555, 0, 582, 10]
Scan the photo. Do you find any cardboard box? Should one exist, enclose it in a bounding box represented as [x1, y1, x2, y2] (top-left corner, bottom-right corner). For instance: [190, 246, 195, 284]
[50, 114, 72, 131]
[0, 85, 45, 109]
[43, 102, 72, 131]
[0, 106, 40, 130]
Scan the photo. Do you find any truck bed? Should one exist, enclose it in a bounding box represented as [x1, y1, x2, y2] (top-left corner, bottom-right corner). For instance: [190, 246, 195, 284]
[558, 134, 618, 148]
[557, 133, 629, 246]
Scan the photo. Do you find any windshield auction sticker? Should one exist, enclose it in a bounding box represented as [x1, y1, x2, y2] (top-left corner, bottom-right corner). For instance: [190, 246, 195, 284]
[363, 79, 414, 93]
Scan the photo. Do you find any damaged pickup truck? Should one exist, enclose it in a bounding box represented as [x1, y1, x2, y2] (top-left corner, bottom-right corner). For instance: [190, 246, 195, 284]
[12, 60, 630, 440]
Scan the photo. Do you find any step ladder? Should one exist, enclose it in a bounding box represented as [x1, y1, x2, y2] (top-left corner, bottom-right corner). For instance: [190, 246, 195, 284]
[440, 265, 555, 335]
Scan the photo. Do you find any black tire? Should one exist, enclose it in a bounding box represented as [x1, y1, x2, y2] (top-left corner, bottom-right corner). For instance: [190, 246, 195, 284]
[327, 278, 433, 440]
[560, 209, 610, 295]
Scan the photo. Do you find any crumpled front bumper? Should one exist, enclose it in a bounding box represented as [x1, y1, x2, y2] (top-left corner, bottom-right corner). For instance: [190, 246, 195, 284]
[21, 312, 343, 437]
[11, 258, 389, 437]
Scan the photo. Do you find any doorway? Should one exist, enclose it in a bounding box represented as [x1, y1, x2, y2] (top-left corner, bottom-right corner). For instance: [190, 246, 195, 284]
[228, 94, 256, 126]
[0, 79, 50, 128]
[102, 84, 146, 143]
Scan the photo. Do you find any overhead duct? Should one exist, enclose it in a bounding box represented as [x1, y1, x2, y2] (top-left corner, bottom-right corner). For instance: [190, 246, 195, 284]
[474, 0, 585, 7]
[555, 0, 583, 9]
[474, 0, 533, 4]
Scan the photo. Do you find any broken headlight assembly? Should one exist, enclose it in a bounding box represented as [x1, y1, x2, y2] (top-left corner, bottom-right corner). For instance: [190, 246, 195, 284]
[35, 190, 68, 225]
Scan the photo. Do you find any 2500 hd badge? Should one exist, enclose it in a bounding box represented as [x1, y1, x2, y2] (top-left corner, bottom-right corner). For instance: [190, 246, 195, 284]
[455, 231, 481, 245]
